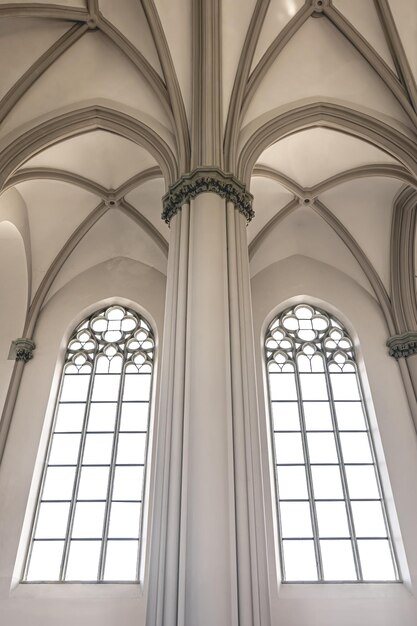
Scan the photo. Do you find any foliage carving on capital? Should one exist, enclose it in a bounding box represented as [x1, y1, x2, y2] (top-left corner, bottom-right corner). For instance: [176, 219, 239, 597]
[9, 338, 36, 363]
[387, 332, 417, 359]
[162, 168, 254, 225]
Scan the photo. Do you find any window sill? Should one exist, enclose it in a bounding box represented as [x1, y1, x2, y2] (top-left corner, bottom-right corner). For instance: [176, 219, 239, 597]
[11, 581, 144, 600]
[277, 580, 408, 600]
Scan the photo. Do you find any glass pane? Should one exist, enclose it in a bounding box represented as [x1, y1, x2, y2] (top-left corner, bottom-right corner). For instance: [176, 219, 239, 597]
[277, 466, 308, 499]
[123, 374, 151, 401]
[88, 403, 117, 431]
[269, 373, 297, 401]
[78, 466, 110, 500]
[55, 403, 85, 432]
[271, 402, 300, 431]
[274, 433, 304, 464]
[103, 540, 139, 581]
[358, 540, 396, 580]
[299, 374, 328, 400]
[60, 374, 90, 402]
[49, 434, 81, 465]
[34, 502, 70, 539]
[352, 501, 387, 538]
[43, 466, 76, 500]
[335, 402, 366, 430]
[113, 466, 144, 500]
[345, 466, 379, 499]
[108, 502, 141, 538]
[330, 373, 360, 400]
[316, 502, 350, 538]
[120, 402, 149, 431]
[321, 540, 357, 581]
[303, 402, 332, 430]
[72, 502, 106, 538]
[82, 434, 114, 465]
[116, 433, 147, 464]
[307, 433, 338, 463]
[91, 374, 121, 402]
[26, 541, 64, 581]
[311, 466, 344, 499]
[340, 433, 372, 463]
[280, 502, 313, 538]
[282, 540, 318, 581]
[65, 540, 101, 581]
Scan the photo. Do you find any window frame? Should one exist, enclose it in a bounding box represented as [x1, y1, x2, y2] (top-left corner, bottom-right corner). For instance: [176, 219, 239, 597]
[22, 304, 155, 584]
[264, 303, 400, 584]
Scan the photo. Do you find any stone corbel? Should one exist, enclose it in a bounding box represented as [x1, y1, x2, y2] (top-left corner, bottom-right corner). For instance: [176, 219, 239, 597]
[8, 338, 36, 363]
[162, 167, 254, 225]
[387, 332, 417, 359]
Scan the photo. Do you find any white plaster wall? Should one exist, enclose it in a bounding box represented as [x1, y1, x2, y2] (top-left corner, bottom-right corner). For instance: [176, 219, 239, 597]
[251, 254, 417, 626]
[0, 257, 166, 626]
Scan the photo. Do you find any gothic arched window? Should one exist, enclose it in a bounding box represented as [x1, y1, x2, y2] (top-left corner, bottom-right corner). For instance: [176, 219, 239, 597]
[24, 305, 154, 582]
[265, 304, 398, 582]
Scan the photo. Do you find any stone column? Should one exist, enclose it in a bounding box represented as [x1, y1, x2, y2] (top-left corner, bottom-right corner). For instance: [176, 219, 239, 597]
[146, 170, 269, 626]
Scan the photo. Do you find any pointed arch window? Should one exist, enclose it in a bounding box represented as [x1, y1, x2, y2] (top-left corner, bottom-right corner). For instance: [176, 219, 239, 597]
[24, 305, 154, 582]
[265, 304, 399, 582]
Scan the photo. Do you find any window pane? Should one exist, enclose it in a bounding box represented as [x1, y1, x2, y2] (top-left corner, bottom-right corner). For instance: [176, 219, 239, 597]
[311, 466, 344, 499]
[316, 502, 350, 538]
[303, 402, 332, 430]
[116, 433, 147, 465]
[320, 540, 356, 581]
[277, 466, 308, 499]
[120, 402, 149, 431]
[108, 502, 141, 538]
[91, 374, 121, 402]
[358, 540, 396, 580]
[307, 432, 338, 463]
[26, 541, 64, 581]
[78, 466, 110, 500]
[123, 374, 151, 401]
[275, 433, 304, 464]
[65, 540, 101, 581]
[269, 373, 297, 401]
[103, 540, 139, 581]
[299, 374, 328, 400]
[280, 502, 313, 538]
[55, 403, 85, 432]
[34, 502, 70, 539]
[352, 501, 387, 538]
[340, 433, 372, 463]
[42, 466, 76, 500]
[113, 466, 144, 501]
[82, 434, 114, 465]
[282, 540, 318, 581]
[88, 403, 117, 431]
[49, 434, 81, 465]
[72, 502, 106, 538]
[335, 402, 366, 430]
[271, 402, 300, 431]
[345, 466, 379, 499]
[330, 373, 360, 400]
[60, 375, 90, 402]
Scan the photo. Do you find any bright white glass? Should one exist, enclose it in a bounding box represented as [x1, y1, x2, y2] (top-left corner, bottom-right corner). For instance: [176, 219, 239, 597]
[55, 403, 85, 432]
[269, 373, 298, 401]
[299, 374, 328, 400]
[82, 434, 114, 465]
[274, 433, 304, 464]
[316, 502, 350, 537]
[280, 502, 313, 538]
[311, 466, 344, 499]
[282, 540, 318, 581]
[335, 402, 366, 430]
[35, 503, 70, 539]
[65, 541, 101, 580]
[320, 540, 356, 580]
[49, 434, 81, 465]
[113, 466, 144, 501]
[60, 375, 90, 402]
[91, 374, 121, 402]
[123, 374, 151, 401]
[345, 466, 379, 499]
[277, 466, 308, 499]
[87, 403, 117, 431]
[43, 467, 76, 500]
[330, 373, 360, 400]
[307, 432, 338, 463]
[26, 541, 64, 580]
[303, 402, 332, 430]
[103, 541, 139, 581]
[108, 502, 141, 538]
[116, 433, 147, 464]
[78, 466, 110, 500]
[352, 501, 386, 538]
[72, 502, 106, 538]
[358, 540, 396, 580]
[340, 433, 372, 463]
[120, 402, 149, 431]
[272, 402, 300, 431]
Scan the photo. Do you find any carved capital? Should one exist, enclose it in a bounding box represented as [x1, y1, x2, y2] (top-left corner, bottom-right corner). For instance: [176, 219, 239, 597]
[387, 332, 417, 359]
[162, 168, 254, 225]
[8, 338, 36, 363]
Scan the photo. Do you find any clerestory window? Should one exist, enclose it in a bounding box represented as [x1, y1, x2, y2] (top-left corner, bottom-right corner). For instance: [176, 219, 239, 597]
[265, 303, 399, 582]
[23, 305, 154, 582]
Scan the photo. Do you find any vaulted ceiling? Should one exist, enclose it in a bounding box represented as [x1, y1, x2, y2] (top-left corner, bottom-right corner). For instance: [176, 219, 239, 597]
[0, 0, 416, 338]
